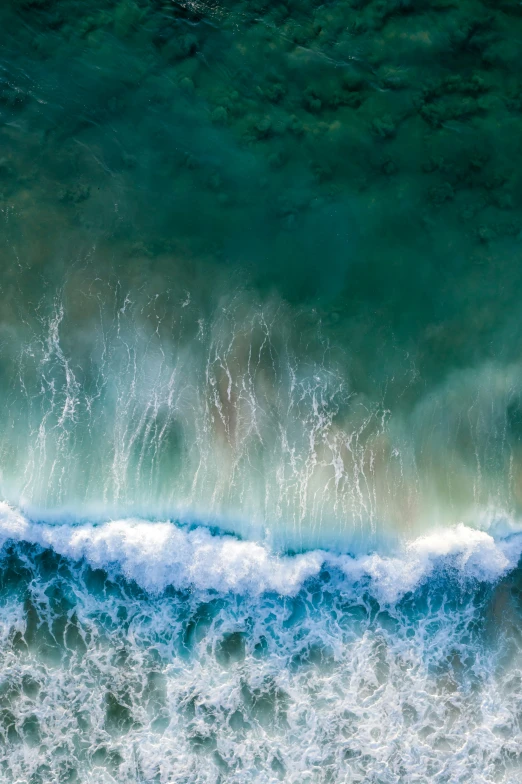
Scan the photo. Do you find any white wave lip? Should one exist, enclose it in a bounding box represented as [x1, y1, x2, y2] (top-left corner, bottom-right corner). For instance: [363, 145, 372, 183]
[0, 502, 521, 602]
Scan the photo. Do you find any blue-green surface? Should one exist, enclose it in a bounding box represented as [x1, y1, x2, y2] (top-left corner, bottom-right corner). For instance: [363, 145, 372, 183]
[1, 1, 522, 781]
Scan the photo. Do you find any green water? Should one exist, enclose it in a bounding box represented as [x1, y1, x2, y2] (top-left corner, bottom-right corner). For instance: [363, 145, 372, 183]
[1, 0, 522, 543]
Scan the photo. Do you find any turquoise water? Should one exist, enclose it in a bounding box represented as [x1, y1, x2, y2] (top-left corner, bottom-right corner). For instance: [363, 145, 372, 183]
[1, 0, 522, 781]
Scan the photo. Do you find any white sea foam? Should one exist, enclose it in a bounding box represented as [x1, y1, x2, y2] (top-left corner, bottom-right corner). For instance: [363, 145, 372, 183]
[1, 514, 521, 784]
[1, 502, 521, 602]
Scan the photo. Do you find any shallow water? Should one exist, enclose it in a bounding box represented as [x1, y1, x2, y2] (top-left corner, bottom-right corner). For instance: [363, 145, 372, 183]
[1, 0, 522, 781]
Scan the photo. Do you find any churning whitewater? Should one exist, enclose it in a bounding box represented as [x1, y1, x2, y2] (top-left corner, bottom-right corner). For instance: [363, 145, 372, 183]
[1, 506, 522, 783]
[1, 503, 522, 601]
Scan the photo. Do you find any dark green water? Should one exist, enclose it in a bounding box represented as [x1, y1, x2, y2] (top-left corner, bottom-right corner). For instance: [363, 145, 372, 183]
[1, 1, 522, 781]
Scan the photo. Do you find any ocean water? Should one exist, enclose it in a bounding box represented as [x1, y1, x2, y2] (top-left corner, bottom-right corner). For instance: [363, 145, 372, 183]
[1, 0, 522, 781]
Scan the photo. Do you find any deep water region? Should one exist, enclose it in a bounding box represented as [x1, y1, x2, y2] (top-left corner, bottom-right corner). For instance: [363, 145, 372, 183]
[1, 0, 522, 781]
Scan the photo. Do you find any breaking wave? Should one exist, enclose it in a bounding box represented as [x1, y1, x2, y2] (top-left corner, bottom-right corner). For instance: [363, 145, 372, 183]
[1, 502, 521, 603]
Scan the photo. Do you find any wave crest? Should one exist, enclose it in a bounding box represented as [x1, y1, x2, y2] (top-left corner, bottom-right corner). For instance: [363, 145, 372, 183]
[1, 503, 521, 602]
